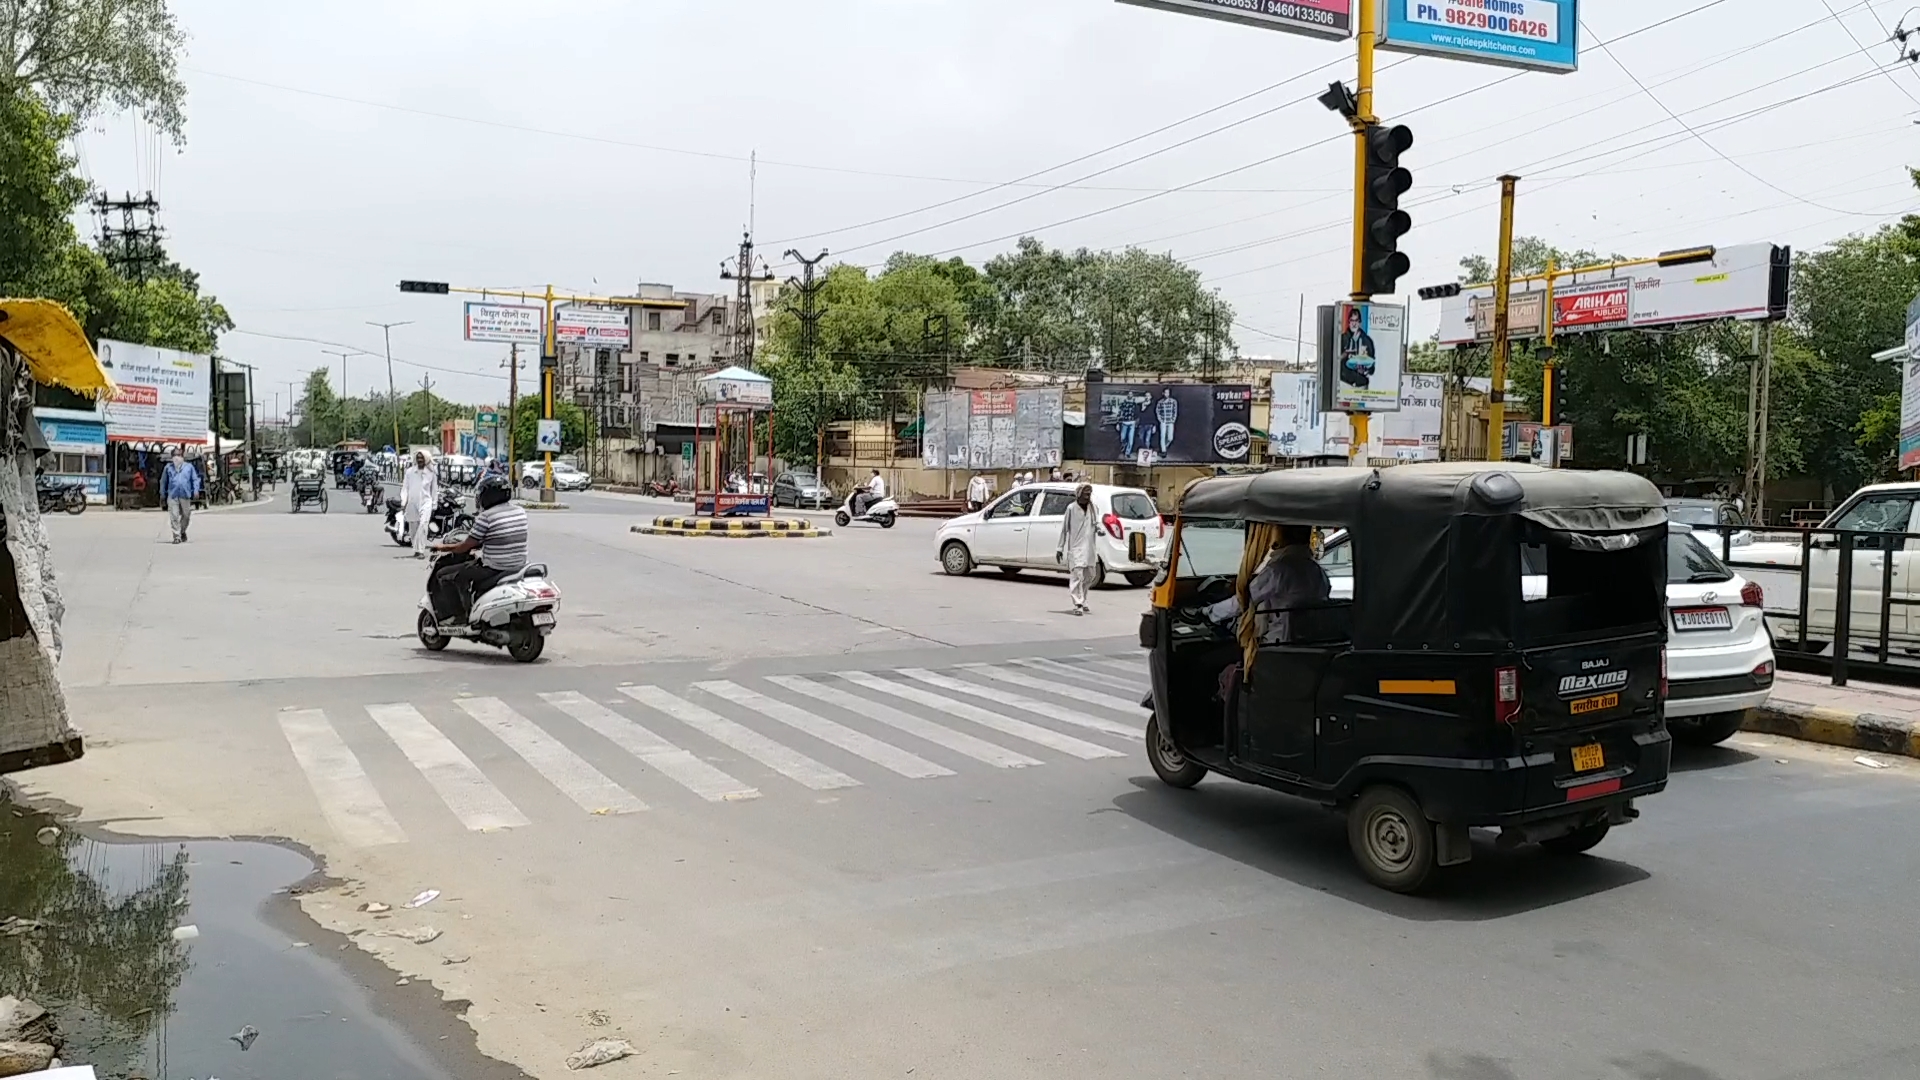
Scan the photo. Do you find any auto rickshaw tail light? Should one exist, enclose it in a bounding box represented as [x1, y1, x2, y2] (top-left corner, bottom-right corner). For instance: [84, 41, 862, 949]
[1494, 667, 1521, 725]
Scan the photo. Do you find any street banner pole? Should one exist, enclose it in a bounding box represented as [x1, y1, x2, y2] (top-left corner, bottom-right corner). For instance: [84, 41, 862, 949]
[1488, 175, 1519, 461]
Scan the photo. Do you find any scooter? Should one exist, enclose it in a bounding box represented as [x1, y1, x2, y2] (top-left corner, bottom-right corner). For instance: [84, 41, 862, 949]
[416, 551, 560, 663]
[357, 473, 385, 514]
[835, 491, 898, 529]
[34, 476, 87, 515]
[384, 490, 473, 547]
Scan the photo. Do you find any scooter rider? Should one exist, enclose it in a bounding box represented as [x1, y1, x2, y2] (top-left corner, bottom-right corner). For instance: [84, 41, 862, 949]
[428, 476, 528, 626]
[853, 469, 885, 517]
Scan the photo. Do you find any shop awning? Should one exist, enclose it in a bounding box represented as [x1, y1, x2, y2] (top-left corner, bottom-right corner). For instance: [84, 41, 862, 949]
[0, 299, 113, 399]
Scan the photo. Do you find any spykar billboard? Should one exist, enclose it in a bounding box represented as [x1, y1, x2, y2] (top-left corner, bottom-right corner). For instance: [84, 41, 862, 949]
[1085, 382, 1253, 465]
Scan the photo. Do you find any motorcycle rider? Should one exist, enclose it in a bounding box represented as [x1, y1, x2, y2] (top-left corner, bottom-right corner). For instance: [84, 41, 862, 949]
[428, 476, 528, 627]
[400, 450, 439, 559]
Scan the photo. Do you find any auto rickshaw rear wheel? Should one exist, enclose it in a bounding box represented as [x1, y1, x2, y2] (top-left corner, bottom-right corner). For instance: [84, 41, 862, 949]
[1145, 716, 1205, 789]
[1348, 785, 1437, 893]
[1539, 821, 1610, 855]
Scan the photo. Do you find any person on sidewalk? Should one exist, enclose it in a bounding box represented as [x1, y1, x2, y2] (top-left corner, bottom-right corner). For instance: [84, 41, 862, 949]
[401, 450, 439, 558]
[161, 450, 201, 543]
[1055, 483, 1100, 616]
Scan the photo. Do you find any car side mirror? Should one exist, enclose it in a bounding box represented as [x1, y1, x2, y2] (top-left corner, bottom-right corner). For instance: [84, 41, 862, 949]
[1128, 531, 1148, 563]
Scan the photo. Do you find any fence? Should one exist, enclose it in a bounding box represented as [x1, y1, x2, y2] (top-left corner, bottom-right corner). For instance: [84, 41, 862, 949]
[1714, 526, 1920, 687]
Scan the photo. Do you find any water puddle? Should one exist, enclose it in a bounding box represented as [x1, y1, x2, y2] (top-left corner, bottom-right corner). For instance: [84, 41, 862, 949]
[0, 790, 462, 1079]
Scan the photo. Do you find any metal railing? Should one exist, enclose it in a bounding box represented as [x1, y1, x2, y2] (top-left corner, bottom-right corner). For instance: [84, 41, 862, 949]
[1713, 526, 1920, 687]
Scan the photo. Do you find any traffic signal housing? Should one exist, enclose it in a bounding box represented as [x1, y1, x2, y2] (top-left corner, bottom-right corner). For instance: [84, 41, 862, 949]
[1362, 123, 1414, 297]
[398, 280, 450, 294]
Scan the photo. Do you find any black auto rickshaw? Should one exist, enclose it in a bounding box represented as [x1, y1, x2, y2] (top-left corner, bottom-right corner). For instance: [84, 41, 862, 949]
[1139, 462, 1672, 893]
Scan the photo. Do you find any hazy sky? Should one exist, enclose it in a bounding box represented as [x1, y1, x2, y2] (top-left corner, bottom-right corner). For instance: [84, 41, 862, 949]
[69, 0, 1920, 412]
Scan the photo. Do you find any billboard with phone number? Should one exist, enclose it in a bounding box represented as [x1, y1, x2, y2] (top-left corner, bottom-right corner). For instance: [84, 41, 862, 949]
[1378, 0, 1579, 74]
[1116, 0, 1351, 39]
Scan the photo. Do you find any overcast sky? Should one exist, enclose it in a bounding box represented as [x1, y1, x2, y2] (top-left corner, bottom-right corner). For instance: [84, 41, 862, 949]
[69, 0, 1920, 413]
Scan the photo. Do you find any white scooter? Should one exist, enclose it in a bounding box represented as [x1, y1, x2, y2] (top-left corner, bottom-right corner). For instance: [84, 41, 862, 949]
[416, 553, 561, 663]
[835, 491, 898, 529]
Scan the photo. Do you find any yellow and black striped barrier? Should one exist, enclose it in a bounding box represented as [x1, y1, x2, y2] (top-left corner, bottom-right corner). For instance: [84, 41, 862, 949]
[633, 517, 828, 538]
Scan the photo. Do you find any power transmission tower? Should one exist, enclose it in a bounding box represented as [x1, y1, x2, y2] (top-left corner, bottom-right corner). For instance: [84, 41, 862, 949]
[92, 192, 165, 282]
[783, 249, 831, 465]
[720, 231, 775, 369]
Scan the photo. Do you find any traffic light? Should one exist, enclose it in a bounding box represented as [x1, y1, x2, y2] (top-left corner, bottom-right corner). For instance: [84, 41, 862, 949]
[1417, 282, 1462, 301]
[1361, 123, 1414, 297]
[1542, 362, 1566, 426]
[398, 280, 450, 294]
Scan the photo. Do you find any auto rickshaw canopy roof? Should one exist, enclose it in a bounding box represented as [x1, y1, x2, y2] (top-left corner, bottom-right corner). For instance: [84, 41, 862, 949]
[0, 299, 113, 399]
[1179, 462, 1670, 649]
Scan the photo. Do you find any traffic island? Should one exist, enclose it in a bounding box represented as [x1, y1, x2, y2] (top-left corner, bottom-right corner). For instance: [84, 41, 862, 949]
[1745, 701, 1920, 759]
[632, 516, 828, 538]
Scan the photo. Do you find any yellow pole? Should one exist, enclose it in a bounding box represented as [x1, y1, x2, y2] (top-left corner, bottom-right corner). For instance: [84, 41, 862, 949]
[542, 283, 556, 503]
[1487, 176, 1519, 462]
[1541, 256, 1558, 466]
[1347, 0, 1377, 465]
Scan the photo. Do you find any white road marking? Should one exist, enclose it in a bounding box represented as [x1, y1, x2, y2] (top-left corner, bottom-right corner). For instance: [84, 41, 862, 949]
[766, 676, 1042, 769]
[541, 691, 760, 802]
[276, 710, 407, 847]
[365, 703, 530, 831]
[969, 662, 1147, 715]
[835, 672, 1122, 760]
[454, 697, 647, 815]
[1009, 657, 1131, 691]
[1081, 657, 1149, 679]
[899, 668, 1142, 739]
[694, 681, 954, 779]
[619, 685, 860, 791]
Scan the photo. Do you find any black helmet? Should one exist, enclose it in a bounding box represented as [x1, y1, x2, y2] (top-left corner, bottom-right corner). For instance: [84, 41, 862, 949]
[476, 475, 512, 510]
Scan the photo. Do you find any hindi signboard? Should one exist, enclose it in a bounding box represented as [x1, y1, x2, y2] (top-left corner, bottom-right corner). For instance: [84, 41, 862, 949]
[920, 388, 1063, 470]
[555, 305, 631, 348]
[464, 302, 544, 345]
[97, 339, 211, 444]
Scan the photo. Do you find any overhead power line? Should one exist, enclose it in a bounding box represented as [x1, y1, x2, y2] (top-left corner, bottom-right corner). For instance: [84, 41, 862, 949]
[229, 327, 510, 382]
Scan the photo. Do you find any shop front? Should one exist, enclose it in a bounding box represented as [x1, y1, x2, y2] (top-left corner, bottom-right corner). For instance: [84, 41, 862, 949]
[32, 410, 108, 503]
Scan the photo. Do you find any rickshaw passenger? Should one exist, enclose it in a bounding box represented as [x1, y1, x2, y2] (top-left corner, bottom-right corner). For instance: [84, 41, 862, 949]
[1203, 524, 1330, 644]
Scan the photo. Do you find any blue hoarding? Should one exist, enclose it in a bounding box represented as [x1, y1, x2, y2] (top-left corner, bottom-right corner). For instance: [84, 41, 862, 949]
[1378, 0, 1579, 73]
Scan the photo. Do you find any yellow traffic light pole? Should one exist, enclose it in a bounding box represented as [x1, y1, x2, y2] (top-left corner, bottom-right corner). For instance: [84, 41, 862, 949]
[1487, 176, 1519, 461]
[1346, 0, 1377, 463]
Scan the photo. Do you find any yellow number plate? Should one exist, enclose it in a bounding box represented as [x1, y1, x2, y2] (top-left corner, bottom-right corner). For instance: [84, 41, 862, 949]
[1569, 692, 1619, 716]
[1571, 743, 1606, 772]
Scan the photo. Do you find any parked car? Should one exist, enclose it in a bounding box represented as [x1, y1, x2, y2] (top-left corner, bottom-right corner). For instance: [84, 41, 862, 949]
[520, 461, 593, 492]
[1665, 497, 1752, 549]
[1737, 482, 1920, 650]
[439, 454, 481, 487]
[773, 470, 834, 508]
[1320, 524, 1774, 746]
[935, 483, 1168, 587]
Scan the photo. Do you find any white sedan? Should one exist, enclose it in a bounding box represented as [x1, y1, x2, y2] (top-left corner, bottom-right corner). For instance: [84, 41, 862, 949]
[520, 461, 592, 492]
[935, 482, 1169, 588]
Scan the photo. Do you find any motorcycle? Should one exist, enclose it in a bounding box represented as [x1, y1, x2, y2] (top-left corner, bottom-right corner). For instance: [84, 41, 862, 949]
[645, 478, 681, 498]
[384, 490, 473, 547]
[416, 550, 560, 663]
[34, 476, 87, 515]
[357, 472, 385, 514]
[835, 491, 898, 529]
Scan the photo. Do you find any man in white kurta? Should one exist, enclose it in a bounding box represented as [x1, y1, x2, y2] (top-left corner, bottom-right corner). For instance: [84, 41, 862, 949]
[401, 451, 439, 558]
[1055, 484, 1100, 615]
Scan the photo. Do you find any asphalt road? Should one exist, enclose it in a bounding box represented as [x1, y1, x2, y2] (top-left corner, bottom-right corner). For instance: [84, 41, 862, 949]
[14, 491, 1920, 1080]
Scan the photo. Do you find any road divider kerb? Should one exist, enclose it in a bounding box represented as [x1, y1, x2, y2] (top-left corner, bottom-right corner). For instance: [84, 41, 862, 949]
[516, 501, 571, 511]
[1745, 700, 1920, 759]
[631, 523, 828, 538]
[650, 517, 813, 532]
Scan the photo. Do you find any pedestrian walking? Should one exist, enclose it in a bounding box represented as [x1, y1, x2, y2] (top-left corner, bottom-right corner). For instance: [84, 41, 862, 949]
[966, 473, 991, 512]
[401, 450, 439, 559]
[1055, 483, 1099, 615]
[161, 450, 201, 543]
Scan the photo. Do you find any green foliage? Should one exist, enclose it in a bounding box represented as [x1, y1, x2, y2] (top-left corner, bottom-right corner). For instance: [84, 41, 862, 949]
[761, 352, 862, 465]
[510, 398, 593, 461]
[0, 0, 190, 137]
[0, 91, 87, 295]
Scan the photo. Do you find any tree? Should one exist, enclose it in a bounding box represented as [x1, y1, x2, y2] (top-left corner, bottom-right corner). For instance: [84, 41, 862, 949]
[0, 91, 87, 296]
[761, 352, 862, 466]
[295, 368, 339, 447]
[510, 400, 593, 461]
[0, 0, 190, 138]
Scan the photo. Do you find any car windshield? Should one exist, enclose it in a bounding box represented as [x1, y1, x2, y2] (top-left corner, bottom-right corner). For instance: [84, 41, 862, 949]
[1666, 503, 1721, 527]
[1176, 519, 1245, 576]
[1669, 529, 1733, 584]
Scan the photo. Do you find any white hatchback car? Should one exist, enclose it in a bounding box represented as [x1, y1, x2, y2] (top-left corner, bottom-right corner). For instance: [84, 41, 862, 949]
[936, 482, 1169, 588]
[1318, 524, 1773, 745]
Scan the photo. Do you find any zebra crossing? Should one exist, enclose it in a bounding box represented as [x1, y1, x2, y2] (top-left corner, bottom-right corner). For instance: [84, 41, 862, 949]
[275, 655, 1149, 847]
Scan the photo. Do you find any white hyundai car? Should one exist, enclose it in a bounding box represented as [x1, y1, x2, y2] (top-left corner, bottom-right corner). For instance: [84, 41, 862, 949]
[1318, 523, 1772, 745]
[936, 482, 1169, 588]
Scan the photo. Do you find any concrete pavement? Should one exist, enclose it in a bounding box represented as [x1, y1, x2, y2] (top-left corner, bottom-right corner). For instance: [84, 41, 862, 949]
[14, 500, 1920, 1080]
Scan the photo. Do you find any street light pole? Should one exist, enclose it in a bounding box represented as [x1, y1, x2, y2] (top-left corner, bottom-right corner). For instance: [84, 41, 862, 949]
[367, 320, 412, 455]
[319, 348, 365, 446]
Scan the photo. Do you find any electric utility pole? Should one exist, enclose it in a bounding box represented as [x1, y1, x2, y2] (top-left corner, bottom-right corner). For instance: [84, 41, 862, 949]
[784, 249, 831, 467]
[367, 320, 412, 453]
[720, 231, 775, 369]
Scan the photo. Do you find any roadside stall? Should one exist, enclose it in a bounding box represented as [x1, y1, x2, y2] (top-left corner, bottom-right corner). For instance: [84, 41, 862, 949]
[1, 298, 108, 775]
[692, 366, 775, 517]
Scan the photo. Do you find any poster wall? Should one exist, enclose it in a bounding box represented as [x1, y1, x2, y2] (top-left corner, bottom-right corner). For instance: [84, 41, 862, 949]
[1320, 302, 1406, 414]
[1377, 373, 1444, 461]
[921, 389, 1063, 470]
[97, 339, 211, 444]
[1084, 383, 1252, 465]
[1268, 373, 1329, 458]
